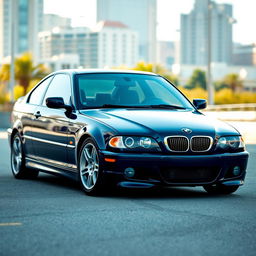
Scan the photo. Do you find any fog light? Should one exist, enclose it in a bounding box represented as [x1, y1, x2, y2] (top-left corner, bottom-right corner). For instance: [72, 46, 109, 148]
[233, 166, 241, 176]
[124, 167, 135, 178]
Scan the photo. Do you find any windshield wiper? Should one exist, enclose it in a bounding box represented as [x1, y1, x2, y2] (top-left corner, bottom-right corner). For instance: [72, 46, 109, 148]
[149, 104, 186, 109]
[101, 104, 145, 108]
[81, 104, 186, 110]
[81, 104, 145, 109]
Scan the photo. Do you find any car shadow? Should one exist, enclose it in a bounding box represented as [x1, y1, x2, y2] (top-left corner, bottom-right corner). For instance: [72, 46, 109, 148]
[35, 173, 80, 191]
[33, 173, 239, 199]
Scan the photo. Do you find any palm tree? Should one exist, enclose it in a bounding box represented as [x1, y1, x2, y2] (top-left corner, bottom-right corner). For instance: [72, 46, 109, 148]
[222, 73, 243, 92]
[186, 69, 207, 90]
[0, 53, 49, 93]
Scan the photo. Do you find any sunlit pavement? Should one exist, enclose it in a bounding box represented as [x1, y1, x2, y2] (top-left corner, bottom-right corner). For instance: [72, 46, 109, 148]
[0, 129, 256, 256]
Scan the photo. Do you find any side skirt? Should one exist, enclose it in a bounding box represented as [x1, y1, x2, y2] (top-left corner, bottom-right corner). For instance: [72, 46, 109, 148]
[25, 157, 78, 181]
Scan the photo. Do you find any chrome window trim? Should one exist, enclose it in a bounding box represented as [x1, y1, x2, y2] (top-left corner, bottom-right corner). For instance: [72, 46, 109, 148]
[23, 135, 75, 149]
[190, 136, 213, 152]
[164, 135, 189, 152]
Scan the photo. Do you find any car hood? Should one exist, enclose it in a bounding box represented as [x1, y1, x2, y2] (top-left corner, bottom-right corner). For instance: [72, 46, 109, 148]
[79, 109, 239, 137]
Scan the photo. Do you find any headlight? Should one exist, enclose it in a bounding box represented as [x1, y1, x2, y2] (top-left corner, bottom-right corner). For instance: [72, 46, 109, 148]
[217, 136, 245, 151]
[109, 136, 160, 152]
[139, 137, 152, 148]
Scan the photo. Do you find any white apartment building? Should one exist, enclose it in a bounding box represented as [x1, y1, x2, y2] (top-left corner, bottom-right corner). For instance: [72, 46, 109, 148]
[90, 21, 138, 68]
[97, 0, 156, 63]
[39, 21, 138, 70]
[39, 27, 91, 68]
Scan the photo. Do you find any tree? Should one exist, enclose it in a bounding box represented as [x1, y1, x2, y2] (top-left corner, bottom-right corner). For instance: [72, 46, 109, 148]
[0, 64, 10, 82]
[222, 73, 243, 92]
[133, 61, 179, 85]
[214, 80, 229, 91]
[0, 53, 49, 93]
[186, 69, 206, 90]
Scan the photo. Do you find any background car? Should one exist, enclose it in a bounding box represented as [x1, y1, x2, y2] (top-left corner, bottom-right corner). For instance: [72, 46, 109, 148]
[8, 70, 249, 195]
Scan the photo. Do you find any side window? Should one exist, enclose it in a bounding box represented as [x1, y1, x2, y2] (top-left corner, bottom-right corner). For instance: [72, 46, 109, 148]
[28, 76, 53, 105]
[43, 74, 71, 106]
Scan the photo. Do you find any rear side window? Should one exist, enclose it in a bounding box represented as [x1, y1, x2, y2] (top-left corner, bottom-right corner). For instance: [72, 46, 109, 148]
[43, 74, 71, 106]
[28, 76, 53, 105]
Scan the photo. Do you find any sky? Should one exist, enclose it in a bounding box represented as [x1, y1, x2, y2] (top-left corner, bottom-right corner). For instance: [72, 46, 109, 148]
[44, 0, 256, 45]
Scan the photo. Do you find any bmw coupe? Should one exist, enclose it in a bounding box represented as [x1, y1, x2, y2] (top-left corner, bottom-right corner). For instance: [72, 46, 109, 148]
[8, 70, 249, 195]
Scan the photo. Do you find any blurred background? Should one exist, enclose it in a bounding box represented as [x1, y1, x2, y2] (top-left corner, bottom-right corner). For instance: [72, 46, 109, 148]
[0, 0, 256, 119]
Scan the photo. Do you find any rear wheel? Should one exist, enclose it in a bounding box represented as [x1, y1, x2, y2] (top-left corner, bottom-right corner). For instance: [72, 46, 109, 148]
[78, 138, 104, 195]
[203, 184, 239, 195]
[11, 133, 39, 179]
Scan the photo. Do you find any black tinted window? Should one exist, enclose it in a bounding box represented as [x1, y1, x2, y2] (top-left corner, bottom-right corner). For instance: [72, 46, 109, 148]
[28, 76, 53, 105]
[43, 74, 71, 106]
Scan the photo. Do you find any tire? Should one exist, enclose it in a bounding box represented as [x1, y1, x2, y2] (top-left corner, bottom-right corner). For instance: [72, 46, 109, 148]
[78, 138, 105, 195]
[203, 184, 239, 195]
[11, 133, 39, 179]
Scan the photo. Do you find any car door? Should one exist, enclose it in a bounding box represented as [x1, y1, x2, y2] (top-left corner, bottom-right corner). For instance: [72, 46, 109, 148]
[23, 76, 54, 158]
[32, 73, 72, 168]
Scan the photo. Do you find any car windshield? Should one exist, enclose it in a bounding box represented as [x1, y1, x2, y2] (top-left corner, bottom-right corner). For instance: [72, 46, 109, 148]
[74, 73, 194, 110]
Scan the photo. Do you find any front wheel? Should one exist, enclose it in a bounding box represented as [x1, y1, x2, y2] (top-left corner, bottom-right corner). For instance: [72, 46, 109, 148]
[78, 138, 104, 195]
[11, 133, 39, 179]
[203, 184, 239, 195]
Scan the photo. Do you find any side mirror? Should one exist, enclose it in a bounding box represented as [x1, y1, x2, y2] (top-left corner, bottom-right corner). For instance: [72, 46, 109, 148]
[193, 99, 207, 110]
[46, 97, 72, 112]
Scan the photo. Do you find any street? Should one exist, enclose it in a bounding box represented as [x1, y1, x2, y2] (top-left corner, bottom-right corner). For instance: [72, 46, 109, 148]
[0, 135, 255, 256]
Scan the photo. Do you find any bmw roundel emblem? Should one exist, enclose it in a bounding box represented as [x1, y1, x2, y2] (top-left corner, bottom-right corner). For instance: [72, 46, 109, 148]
[182, 128, 192, 134]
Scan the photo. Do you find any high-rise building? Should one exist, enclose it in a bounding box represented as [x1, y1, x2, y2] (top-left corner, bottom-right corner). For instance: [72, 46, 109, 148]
[0, 0, 43, 63]
[97, 0, 156, 63]
[39, 22, 138, 69]
[180, 0, 233, 65]
[43, 14, 72, 31]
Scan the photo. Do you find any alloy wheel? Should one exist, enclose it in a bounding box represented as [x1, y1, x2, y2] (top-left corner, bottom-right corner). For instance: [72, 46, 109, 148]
[79, 142, 99, 190]
[11, 135, 23, 175]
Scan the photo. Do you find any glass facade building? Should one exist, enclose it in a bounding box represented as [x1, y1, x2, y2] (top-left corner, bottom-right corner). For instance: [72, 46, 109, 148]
[180, 0, 234, 65]
[0, 0, 43, 63]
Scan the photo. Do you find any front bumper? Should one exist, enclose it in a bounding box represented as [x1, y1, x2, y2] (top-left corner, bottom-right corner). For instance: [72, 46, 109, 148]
[100, 150, 249, 188]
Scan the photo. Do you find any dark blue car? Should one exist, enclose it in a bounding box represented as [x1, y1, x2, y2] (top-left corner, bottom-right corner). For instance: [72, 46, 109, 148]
[8, 70, 249, 195]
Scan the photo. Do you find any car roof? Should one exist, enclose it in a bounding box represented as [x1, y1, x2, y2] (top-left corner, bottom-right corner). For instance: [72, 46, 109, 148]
[50, 69, 158, 76]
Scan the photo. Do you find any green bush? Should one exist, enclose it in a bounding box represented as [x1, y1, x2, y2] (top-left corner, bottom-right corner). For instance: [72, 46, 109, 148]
[178, 87, 256, 104]
[14, 85, 25, 100]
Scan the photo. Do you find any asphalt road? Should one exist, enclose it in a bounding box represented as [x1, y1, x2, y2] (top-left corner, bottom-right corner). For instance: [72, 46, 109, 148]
[0, 137, 255, 256]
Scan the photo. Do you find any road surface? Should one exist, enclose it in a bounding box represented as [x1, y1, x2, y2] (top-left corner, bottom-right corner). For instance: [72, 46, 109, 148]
[0, 135, 255, 256]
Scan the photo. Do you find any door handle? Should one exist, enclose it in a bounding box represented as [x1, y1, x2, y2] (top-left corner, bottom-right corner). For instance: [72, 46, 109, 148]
[34, 111, 41, 118]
